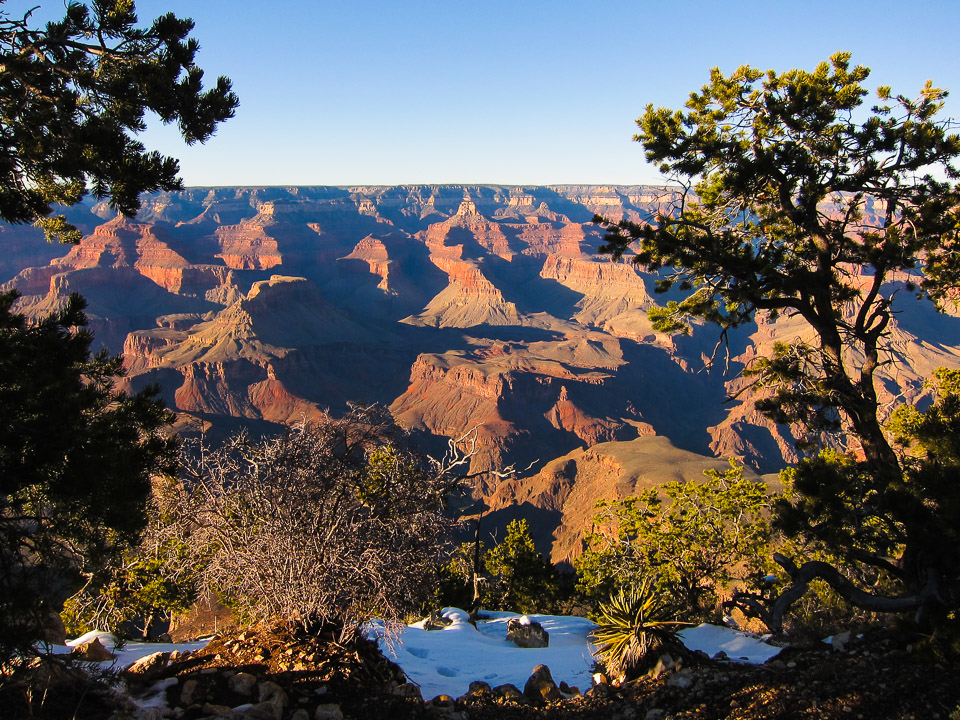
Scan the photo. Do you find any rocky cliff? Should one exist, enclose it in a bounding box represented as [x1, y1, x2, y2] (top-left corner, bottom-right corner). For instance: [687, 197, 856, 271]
[5, 184, 959, 559]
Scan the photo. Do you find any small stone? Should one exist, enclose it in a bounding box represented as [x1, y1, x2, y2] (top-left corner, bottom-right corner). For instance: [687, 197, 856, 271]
[229, 671, 258, 696]
[645, 710, 667, 720]
[291, 711, 310, 720]
[524, 664, 563, 704]
[314, 703, 344, 720]
[493, 683, 525, 703]
[506, 617, 550, 648]
[393, 683, 422, 700]
[71, 637, 116, 662]
[430, 694, 456, 707]
[666, 669, 694, 689]
[467, 680, 492, 695]
[180, 678, 200, 706]
[125, 651, 170, 678]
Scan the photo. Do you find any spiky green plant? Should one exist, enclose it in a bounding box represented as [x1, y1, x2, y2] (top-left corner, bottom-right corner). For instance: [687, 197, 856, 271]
[590, 579, 691, 681]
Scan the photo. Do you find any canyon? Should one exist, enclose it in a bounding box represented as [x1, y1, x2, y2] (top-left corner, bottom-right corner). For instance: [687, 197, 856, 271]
[4, 185, 959, 562]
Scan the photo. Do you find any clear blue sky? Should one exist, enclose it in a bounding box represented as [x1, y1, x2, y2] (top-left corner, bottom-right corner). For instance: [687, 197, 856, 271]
[6, 0, 960, 186]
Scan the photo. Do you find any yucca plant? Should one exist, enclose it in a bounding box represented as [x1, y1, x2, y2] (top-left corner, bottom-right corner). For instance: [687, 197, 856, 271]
[590, 579, 691, 681]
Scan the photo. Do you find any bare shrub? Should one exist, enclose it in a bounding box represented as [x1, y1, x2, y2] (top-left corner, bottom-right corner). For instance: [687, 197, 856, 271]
[179, 407, 459, 632]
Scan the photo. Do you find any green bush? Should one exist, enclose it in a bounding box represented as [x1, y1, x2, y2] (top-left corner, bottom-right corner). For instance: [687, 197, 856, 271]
[576, 461, 775, 619]
[482, 519, 560, 613]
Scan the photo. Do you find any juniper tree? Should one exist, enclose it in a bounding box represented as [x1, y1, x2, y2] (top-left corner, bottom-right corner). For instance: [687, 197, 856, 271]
[0, 291, 176, 660]
[0, 0, 238, 241]
[597, 53, 960, 628]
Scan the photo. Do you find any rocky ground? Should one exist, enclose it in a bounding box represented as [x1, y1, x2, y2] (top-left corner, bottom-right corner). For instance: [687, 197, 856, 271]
[3, 624, 958, 719]
[111, 625, 959, 720]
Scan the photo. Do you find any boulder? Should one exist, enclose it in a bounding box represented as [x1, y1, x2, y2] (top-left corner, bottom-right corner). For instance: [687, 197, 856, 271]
[40, 611, 67, 645]
[523, 664, 564, 705]
[229, 671, 258, 696]
[179, 677, 201, 706]
[392, 683, 423, 700]
[423, 609, 453, 631]
[124, 651, 170, 680]
[314, 704, 343, 720]
[467, 680, 492, 696]
[506, 617, 549, 648]
[648, 653, 677, 679]
[493, 683, 526, 703]
[71, 637, 115, 662]
[430, 694, 456, 707]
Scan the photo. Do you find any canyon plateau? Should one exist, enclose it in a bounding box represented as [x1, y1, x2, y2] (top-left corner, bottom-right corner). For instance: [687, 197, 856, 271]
[4, 185, 959, 562]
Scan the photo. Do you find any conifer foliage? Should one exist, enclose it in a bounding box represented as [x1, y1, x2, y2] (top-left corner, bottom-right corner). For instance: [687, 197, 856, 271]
[0, 0, 238, 241]
[0, 290, 176, 660]
[597, 53, 960, 627]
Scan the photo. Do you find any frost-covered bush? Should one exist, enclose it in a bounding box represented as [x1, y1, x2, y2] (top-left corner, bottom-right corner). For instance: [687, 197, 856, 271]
[179, 408, 459, 633]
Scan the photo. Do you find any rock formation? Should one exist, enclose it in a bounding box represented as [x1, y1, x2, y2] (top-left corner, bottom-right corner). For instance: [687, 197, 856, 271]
[4, 185, 959, 559]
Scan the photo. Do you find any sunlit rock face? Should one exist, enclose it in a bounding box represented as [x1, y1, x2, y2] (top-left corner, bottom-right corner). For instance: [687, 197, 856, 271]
[5, 185, 960, 558]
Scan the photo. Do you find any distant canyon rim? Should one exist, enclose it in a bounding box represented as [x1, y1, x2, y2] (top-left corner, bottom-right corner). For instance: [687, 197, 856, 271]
[4, 184, 958, 561]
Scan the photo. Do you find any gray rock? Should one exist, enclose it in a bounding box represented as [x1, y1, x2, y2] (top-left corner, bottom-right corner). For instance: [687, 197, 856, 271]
[392, 683, 422, 700]
[314, 703, 344, 720]
[666, 669, 695, 689]
[645, 710, 667, 720]
[493, 683, 526, 703]
[125, 651, 171, 681]
[523, 664, 563, 704]
[649, 653, 676, 679]
[228, 672, 257, 696]
[291, 710, 310, 720]
[71, 637, 116, 662]
[832, 631, 851, 652]
[423, 610, 454, 631]
[257, 681, 287, 706]
[240, 700, 283, 720]
[201, 702, 236, 717]
[180, 678, 200, 706]
[506, 617, 549, 648]
[467, 680, 492, 695]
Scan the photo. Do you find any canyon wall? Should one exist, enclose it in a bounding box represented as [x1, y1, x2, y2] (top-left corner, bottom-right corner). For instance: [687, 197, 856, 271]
[5, 185, 959, 559]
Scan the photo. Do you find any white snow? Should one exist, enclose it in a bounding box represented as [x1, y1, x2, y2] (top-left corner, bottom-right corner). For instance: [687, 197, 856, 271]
[370, 610, 785, 700]
[678, 623, 784, 664]
[41, 612, 784, 704]
[45, 632, 207, 670]
[369, 610, 598, 699]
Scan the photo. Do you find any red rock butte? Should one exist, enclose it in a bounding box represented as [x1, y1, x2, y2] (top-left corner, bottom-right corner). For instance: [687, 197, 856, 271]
[4, 185, 959, 561]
